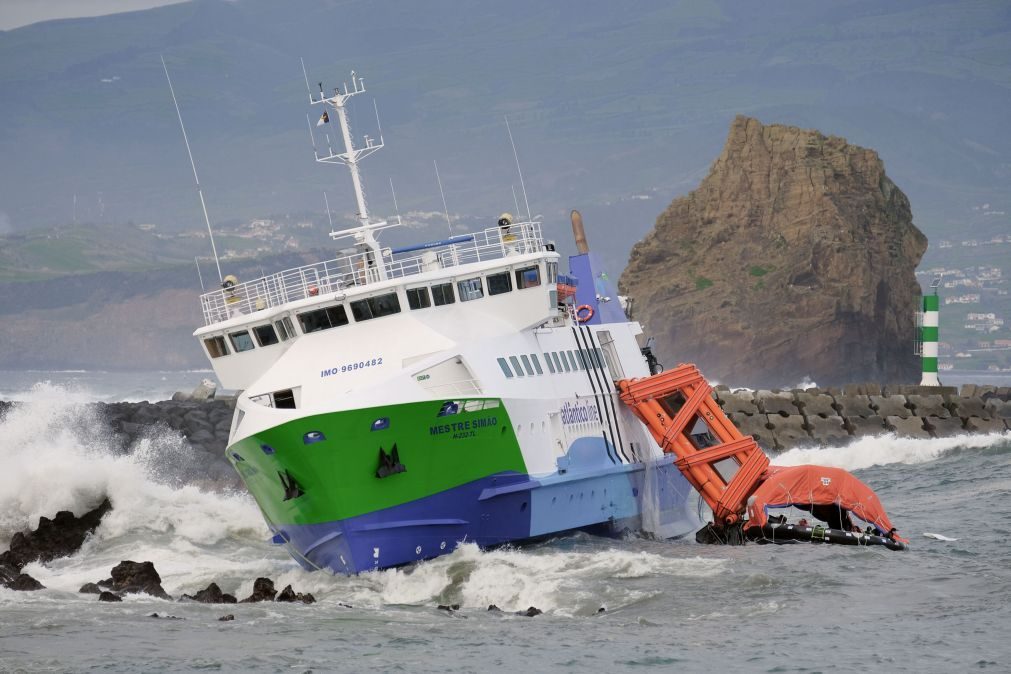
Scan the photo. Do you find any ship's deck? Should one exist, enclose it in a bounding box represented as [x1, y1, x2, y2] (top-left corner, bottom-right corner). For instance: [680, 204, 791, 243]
[199, 221, 543, 326]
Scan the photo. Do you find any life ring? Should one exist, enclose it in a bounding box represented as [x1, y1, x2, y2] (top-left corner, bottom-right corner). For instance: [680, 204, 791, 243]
[575, 304, 594, 323]
[308, 285, 319, 297]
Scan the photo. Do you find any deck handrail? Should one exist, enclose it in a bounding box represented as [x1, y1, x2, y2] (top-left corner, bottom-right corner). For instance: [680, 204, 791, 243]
[199, 221, 543, 326]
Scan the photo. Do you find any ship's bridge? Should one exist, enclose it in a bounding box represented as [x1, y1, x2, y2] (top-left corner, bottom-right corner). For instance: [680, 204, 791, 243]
[198, 221, 545, 326]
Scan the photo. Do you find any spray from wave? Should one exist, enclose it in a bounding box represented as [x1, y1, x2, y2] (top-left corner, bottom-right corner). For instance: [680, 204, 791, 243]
[771, 432, 1009, 471]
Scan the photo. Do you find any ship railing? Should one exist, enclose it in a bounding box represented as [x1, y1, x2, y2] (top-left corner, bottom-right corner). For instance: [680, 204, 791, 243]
[199, 221, 543, 326]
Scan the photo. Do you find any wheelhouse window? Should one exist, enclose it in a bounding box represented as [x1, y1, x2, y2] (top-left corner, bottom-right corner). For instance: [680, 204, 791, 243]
[546, 261, 558, 284]
[487, 271, 512, 296]
[407, 287, 431, 310]
[520, 354, 534, 376]
[432, 282, 455, 306]
[204, 336, 229, 358]
[516, 266, 541, 289]
[229, 330, 255, 352]
[350, 292, 401, 321]
[529, 354, 544, 374]
[275, 316, 296, 341]
[298, 304, 349, 334]
[253, 324, 279, 347]
[457, 277, 484, 302]
[554, 352, 568, 372]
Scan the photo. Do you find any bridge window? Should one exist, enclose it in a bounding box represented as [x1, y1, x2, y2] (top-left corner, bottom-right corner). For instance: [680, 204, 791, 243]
[529, 354, 544, 375]
[497, 357, 514, 378]
[516, 266, 541, 289]
[554, 352, 568, 372]
[298, 304, 349, 333]
[204, 336, 229, 358]
[487, 271, 512, 296]
[566, 350, 580, 371]
[229, 330, 255, 352]
[351, 292, 401, 321]
[275, 316, 296, 341]
[253, 324, 279, 347]
[407, 287, 431, 310]
[432, 282, 455, 306]
[546, 261, 558, 284]
[544, 352, 556, 373]
[458, 277, 484, 302]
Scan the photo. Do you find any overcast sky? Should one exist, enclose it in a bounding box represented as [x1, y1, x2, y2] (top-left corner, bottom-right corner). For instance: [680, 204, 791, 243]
[0, 0, 191, 31]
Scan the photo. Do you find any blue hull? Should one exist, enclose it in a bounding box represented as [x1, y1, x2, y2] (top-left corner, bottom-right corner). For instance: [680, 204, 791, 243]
[270, 456, 700, 574]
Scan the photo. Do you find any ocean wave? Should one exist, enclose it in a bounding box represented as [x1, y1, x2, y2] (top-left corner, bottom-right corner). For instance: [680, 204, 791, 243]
[771, 432, 1010, 471]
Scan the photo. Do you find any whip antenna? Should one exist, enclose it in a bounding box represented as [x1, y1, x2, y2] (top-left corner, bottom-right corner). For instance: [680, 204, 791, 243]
[162, 54, 222, 282]
[505, 115, 531, 222]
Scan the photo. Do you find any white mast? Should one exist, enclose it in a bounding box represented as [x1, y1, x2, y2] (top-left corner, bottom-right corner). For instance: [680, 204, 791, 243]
[305, 67, 396, 282]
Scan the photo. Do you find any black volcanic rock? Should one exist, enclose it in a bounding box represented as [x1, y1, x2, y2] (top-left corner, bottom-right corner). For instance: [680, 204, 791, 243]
[79, 582, 102, 594]
[107, 561, 171, 600]
[0, 499, 112, 572]
[275, 584, 315, 604]
[98, 591, 122, 602]
[11, 574, 45, 591]
[240, 577, 277, 603]
[181, 582, 237, 604]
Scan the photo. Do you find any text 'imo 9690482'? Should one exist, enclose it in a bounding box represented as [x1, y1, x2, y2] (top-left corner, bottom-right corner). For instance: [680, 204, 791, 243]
[192, 69, 905, 574]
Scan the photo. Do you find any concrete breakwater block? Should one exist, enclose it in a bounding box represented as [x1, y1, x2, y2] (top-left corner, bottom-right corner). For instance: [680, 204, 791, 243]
[728, 413, 772, 449]
[836, 395, 875, 419]
[963, 417, 1009, 434]
[720, 391, 759, 416]
[766, 414, 812, 449]
[984, 398, 1011, 419]
[904, 394, 950, 419]
[885, 416, 930, 439]
[846, 415, 888, 437]
[948, 397, 990, 420]
[924, 417, 966, 438]
[870, 395, 912, 418]
[795, 392, 838, 418]
[755, 390, 797, 416]
[804, 416, 849, 445]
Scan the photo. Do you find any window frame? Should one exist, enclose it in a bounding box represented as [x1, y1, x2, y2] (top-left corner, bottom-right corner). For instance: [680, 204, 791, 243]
[204, 335, 230, 359]
[457, 277, 484, 302]
[515, 265, 542, 289]
[350, 292, 402, 322]
[252, 324, 280, 347]
[297, 304, 349, 334]
[229, 330, 255, 353]
[486, 271, 513, 296]
[431, 282, 455, 306]
[406, 286, 432, 310]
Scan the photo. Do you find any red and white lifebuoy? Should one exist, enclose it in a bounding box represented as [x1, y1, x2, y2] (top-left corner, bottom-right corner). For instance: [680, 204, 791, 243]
[575, 304, 594, 323]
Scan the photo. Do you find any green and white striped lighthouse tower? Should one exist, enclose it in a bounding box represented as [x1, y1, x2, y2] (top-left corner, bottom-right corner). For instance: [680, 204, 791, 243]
[920, 282, 941, 386]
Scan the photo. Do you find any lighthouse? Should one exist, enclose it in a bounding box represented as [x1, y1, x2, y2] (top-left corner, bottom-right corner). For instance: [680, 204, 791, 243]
[920, 277, 941, 386]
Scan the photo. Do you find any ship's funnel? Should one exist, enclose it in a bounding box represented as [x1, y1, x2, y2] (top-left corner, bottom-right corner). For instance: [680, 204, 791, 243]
[571, 210, 589, 254]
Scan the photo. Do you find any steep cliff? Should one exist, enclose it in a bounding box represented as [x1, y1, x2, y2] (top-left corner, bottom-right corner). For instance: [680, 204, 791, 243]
[620, 116, 927, 387]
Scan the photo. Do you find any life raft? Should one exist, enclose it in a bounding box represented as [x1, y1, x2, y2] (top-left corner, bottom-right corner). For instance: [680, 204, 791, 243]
[749, 523, 907, 551]
[575, 304, 594, 322]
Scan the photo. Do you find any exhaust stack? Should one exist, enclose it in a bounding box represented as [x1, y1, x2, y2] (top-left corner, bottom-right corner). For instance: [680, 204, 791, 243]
[571, 209, 589, 254]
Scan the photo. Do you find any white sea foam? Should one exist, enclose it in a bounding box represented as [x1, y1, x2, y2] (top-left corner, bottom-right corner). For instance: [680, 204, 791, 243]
[772, 432, 1009, 471]
[354, 542, 729, 615]
[0, 382, 266, 557]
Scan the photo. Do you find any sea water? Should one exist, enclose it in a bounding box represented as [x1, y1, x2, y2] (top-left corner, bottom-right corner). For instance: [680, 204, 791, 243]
[1, 374, 1009, 672]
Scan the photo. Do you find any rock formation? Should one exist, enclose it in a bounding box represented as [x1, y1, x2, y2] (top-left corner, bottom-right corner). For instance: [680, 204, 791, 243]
[620, 116, 927, 387]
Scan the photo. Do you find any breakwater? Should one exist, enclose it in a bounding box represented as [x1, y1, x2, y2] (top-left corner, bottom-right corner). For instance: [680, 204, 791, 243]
[717, 384, 1011, 450]
[1, 384, 1008, 468]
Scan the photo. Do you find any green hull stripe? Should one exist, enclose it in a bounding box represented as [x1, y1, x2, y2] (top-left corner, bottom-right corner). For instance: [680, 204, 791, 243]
[921, 357, 938, 373]
[921, 326, 939, 342]
[923, 295, 939, 311]
[229, 398, 525, 525]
